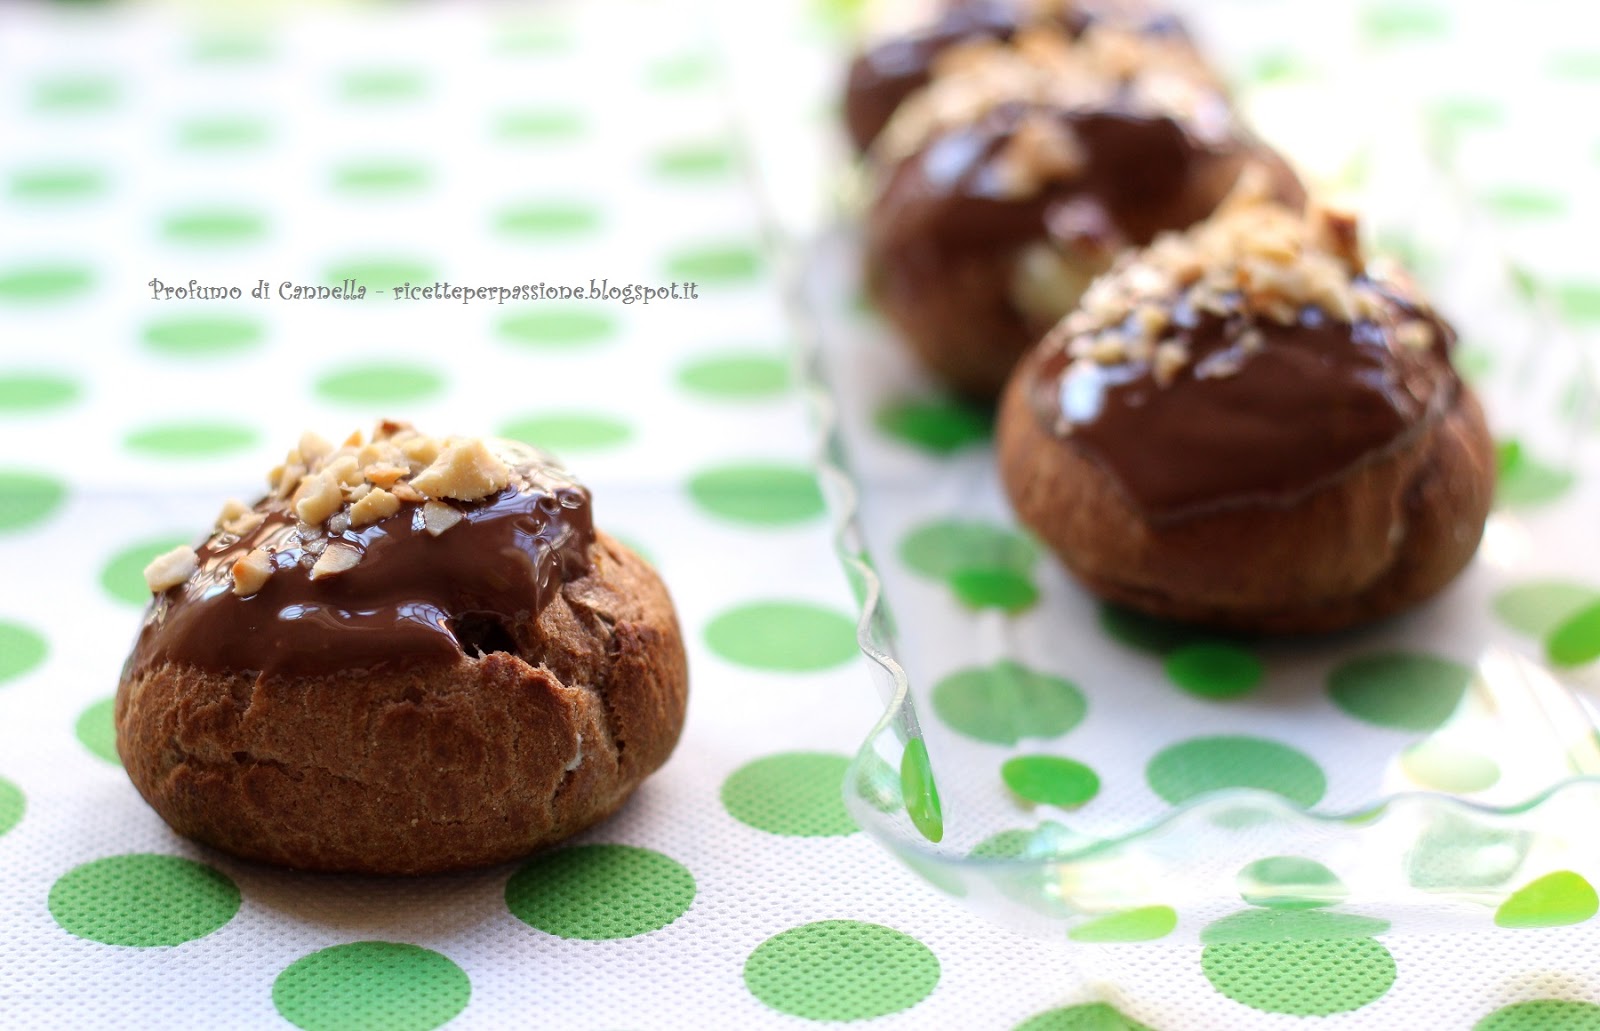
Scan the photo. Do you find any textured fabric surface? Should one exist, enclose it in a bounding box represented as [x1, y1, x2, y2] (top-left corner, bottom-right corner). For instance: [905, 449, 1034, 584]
[1, 0, 1598, 1028]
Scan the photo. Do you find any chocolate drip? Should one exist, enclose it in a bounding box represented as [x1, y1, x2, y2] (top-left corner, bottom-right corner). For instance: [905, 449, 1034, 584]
[128, 451, 595, 678]
[1027, 285, 1460, 518]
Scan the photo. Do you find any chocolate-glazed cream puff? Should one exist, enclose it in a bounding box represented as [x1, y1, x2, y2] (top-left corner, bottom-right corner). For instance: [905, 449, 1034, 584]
[118, 422, 688, 874]
[864, 25, 1302, 399]
[997, 185, 1494, 634]
[843, 0, 1190, 154]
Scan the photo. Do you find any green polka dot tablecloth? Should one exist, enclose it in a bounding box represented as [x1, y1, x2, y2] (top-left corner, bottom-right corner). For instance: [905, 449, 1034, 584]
[3, 0, 1600, 1029]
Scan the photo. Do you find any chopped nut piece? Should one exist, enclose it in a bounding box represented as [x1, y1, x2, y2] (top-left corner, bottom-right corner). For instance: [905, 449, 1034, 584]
[298, 431, 334, 466]
[422, 500, 464, 536]
[410, 439, 511, 502]
[1396, 320, 1435, 350]
[399, 435, 441, 468]
[325, 454, 362, 488]
[293, 472, 343, 526]
[143, 545, 198, 593]
[309, 543, 361, 580]
[272, 462, 307, 499]
[231, 548, 274, 596]
[362, 462, 409, 488]
[345, 482, 373, 504]
[327, 511, 351, 535]
[223, 510, 265, 537]
[391, 481, 425, 503]
[341, 429, 364, 449]
[349, 487, 401, 527]
[1152, 340, 1189, 386]
[215, 497, 251, 528]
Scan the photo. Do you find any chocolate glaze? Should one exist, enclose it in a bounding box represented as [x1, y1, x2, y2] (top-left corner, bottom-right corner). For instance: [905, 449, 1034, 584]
[128, 446, 594, 679]
[843, 0, 1187, 152]
[1028, 284, 1460, 519]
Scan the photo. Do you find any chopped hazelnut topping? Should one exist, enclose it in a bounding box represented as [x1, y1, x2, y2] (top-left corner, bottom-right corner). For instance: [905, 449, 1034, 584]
[1152, 340, 1189, 385]
[345, 482, 373, 504]
[873, 24, 1225, 176]
[309, 543, 361, 580]
[223, 510, 265, 537]
[362, 462, 409, 488]
[1040, 179, 1442, 393]
[297, 431, 334, 467]
[293, 472, 343, 526]
[325, 454, 362, 489]
[349, 487, 401, 527]
[391, 481, 425, 503]
[1396, 320, 1434, 350]
[422, 500, 464, 536]
[399, 435, 441, 468]
[215, 497, 251, 528]
[231, 548, 273, 596]
[410, 439, 511, 502]
[144, 545, 198, 593]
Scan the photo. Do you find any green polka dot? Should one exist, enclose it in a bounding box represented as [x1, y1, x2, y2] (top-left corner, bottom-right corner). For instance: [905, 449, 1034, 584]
[1496, 871, 1599, 929]
[1164, 643, 1263, 699]
[1328, 652, 1472, 732]
[10, 167, 105, 202]
[49, 854, 240, 946]
[1015, 1003, 1155, 1031]
[1360, 3, 1449, 42]
[33, 74, 117, 111]
[144, 317, 263, 358]
[653, 142, 737, 179]
[1477, 1000, 1600, 1031]
[970, 821, 1086, 860]
[1428, 95, 1502, 137]
[0, 776, 22, 837]
[495, 109, 583, 142]
[1067, 906, 1176, 943]
[1237, 857, 1346, 909]
[1201, 909, 1394, 1016]
[1249, 51, 1315, 84]
[506, 844, 695, 939]
[706, 600, 856, 672]
[499, 413, 631, 453]
[1405, 811, 1530, 890]
[0, 472, 65, 532]
[324, 262, 433, 294]
[1147, 736, 1325, 808]
[722, 752, 855, 836]
[102, 535, 190, 605]
[495, 202, 600, 238]
[0, 622, 46, 683]
[1549, 602, 1600, 668]
[0, 264, 93, 303]
[1555, 283, 1600, 325]
[177, 115, 269, 150]
[874, 396, 990, 455]
[498, 308, 614, 349]
[688, 463, 824, 525]
[191, 33, 271, 63]
[0, 373, 78, 412]
[315, 363, 443, 405]
[1497, 439, 1575, 507]
[161, 209, 265, 246]
[1482, 188, 1566, 219]
[1494, 582, 1600, 636]
[125, 421, 258, 459]
[75, 698, 118, 765]
[1401, 739, 1500, 792]
[665, 244, 762, 283]
[901, 519, 1038, 612]
[495, 22, 571, 54]
[1098, 604, 1208, 655]
[332, 161, 429, 194]
[647, 53, 716, 90]
[1002, 755, 1099, 809]
[1550, 52, 1600, 79]
[744, 921, 938, 1021]
[931, 660, 1085, 746]
[273, 942, 469, 1031]
[339, 69, 426, 102]
[901, 738, 943, 843]
[677, 351, 789, 398]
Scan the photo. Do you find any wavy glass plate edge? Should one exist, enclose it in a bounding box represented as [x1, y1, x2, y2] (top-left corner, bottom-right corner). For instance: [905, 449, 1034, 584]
[782, 169, 1600, 952]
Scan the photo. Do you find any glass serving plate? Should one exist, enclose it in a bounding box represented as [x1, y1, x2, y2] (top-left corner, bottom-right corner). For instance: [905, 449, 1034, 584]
[725, 3, 1600, 943]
